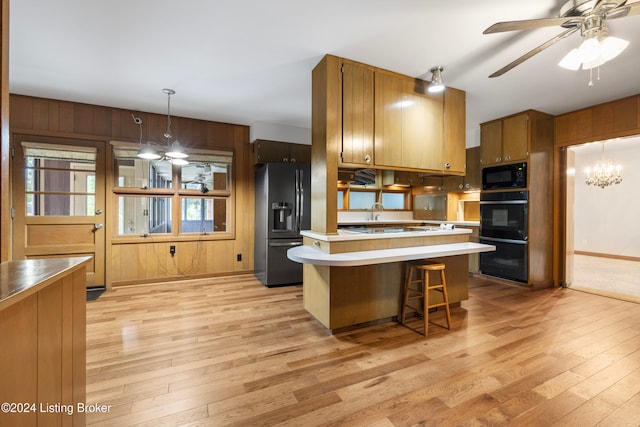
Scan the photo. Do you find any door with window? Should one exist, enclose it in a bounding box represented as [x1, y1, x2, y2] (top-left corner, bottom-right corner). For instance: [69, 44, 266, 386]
[12, 136, 106, 287]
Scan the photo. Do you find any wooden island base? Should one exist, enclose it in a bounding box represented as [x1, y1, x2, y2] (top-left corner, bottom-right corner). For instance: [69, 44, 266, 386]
[303, 255, 469, 332]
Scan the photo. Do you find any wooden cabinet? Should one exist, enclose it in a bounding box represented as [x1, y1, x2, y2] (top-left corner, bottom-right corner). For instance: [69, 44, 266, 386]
[253, 139, 310, 164]
[443, 87, 466, 173]
[381, 170, 421, 186]
[480, 112, 529, 166]
[374, 71, 445, 171]
[341, 61, 374, 165]
[443, 146, 481, 191]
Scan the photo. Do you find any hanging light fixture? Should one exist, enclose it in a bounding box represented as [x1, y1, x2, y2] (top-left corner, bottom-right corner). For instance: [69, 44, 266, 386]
[558, 17, 629, 74]
[584, 141, 622, 189]
[162, 88, 188, 162]
[134, 115, 161, 160]
[427, 66, 445, 93]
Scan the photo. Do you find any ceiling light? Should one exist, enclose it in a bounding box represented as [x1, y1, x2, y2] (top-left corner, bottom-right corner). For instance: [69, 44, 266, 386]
[584, 142, 622, 189]
[162, 88, 188, 163]
[427, 66, 445, 93]
[558, 20, 629, 72]
[134, 115, 162, 160]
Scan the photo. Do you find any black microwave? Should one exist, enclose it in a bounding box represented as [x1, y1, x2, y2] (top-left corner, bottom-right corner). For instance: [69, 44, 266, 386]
[482, 162, 527, 190]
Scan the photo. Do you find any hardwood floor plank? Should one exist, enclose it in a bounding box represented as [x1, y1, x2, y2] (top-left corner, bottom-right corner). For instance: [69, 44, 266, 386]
[85, 275, 640, 426]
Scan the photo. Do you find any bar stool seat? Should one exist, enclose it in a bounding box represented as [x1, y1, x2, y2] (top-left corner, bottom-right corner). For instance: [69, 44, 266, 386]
[399, 260, 451, 336]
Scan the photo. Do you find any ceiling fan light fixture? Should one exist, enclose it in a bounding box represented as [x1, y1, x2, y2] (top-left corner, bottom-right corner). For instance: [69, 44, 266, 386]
[578, 36, 601, 64]
[599, 35, 629, 61]
[427, 66, 445, 93]
[558, 48, 582, 70]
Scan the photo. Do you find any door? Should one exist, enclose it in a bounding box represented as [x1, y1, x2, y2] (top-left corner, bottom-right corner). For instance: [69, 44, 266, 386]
[342, 61, 374, 165]
[12, 136, 106, 287]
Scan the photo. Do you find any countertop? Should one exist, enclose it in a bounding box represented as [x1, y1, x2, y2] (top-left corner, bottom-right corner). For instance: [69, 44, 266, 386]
[0, 257, 91, 311]
[288, 242, 495, 266]
[301, 227, 472, 242]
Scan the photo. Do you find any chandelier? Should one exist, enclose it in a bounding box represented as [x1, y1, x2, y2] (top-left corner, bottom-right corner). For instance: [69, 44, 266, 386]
[584, 142, 622, 189]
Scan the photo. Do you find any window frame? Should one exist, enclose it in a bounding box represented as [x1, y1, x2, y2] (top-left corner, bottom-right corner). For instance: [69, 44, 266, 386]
[110, 141, 234, 242]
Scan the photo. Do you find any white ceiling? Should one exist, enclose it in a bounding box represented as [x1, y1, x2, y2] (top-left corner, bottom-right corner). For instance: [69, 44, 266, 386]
[9, 0, 640, 146]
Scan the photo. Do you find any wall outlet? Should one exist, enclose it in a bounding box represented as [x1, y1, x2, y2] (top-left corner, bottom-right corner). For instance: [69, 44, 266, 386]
[237, 253, 242, 262]
[170, 245, 176, 256]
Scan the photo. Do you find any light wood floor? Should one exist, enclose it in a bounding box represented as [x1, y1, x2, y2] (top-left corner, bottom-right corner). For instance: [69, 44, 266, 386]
[86, 275, 640, 426]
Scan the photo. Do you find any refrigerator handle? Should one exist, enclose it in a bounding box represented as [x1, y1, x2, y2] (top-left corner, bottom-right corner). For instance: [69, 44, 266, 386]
[298, 169, 304, 230]
[295, 169, 301, 232]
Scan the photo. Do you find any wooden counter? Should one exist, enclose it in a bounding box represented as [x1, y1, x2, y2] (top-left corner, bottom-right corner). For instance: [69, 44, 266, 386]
[0, 257, 90, 427]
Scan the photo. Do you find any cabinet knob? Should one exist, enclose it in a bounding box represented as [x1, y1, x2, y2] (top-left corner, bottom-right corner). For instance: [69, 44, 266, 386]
[364, 154, 371, 163]
[444, 162, 451, 169]
[283, 157, 289, 162]
[290, 158, 296, 163]
[504, 154, 511, 161]
[496, 156, 501, 162]
[458, 184, 463, 189]
[465, 183, 470, 189]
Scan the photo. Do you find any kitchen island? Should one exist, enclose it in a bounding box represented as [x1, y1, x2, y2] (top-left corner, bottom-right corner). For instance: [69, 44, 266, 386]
[289, 227, 494, 332]
[0, 257, 90, 426]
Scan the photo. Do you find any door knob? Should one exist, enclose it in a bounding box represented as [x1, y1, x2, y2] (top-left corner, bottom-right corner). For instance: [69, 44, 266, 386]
[94, 223, 103, 230]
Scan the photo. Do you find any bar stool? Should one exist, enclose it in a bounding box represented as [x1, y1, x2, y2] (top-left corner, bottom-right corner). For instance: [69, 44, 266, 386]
[400, 261, 451, 336]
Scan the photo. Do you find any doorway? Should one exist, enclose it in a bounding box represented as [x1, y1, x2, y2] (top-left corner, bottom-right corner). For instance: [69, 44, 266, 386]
[12, 135, 106, 287]
[564, 136, 640, 301]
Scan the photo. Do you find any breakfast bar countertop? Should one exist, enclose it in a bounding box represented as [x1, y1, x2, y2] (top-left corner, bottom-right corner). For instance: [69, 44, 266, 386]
[301, 227, 472, 242]
[288, 241, 495, 267]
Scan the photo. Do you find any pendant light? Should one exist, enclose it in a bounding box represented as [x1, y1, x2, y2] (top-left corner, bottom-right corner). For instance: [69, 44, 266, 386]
[135, 115, 161, 160]
[162, 88, 188, 162]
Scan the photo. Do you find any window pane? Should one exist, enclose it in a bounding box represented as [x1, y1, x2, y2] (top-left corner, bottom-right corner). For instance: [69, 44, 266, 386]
[181, 197, 227, 233]
[349, 191, 376, 209]
[25, 158, 96, 216]
[114, 158, 172, 189]
[117, 196, 172, 235]
[181, 162, 229, 192]
[381, 192, 405, 209]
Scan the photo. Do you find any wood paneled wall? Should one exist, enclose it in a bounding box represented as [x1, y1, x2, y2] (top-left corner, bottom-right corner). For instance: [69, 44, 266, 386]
[1, 0, 10, 262]
[9, 94, 254, 286]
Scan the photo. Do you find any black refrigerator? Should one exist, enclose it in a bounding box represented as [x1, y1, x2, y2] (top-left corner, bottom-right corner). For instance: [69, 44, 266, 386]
[254, 163, 310, 287]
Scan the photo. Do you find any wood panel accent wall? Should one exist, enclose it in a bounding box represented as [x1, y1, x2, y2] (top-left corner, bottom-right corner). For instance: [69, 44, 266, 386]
[10, 94, 253, 286]
[553, 93, 640, 287]
[0, 0, 10, 262]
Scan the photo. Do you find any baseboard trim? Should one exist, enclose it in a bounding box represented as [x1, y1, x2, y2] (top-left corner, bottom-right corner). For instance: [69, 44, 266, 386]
[573, 251, 640, 263]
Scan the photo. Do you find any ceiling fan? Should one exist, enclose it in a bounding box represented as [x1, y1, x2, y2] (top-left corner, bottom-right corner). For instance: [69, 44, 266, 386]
[484, 0, 640, 77]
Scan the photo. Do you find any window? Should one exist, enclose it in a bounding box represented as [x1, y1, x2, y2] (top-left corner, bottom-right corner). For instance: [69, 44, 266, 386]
[349, 191, 377, 210]
[381, 191, 406, 210]
[22, 142, 97, 216]
[111, 142, 233, 238]
[343, 188, 410, 210]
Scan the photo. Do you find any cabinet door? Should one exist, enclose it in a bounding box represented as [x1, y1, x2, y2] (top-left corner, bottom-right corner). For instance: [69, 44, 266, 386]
[463, 146, 481, 190]
[443, 87, 466, 173]
[254, 140, 291, 163]
[374, 72, 404, 167]
[502, 113, 529, 163]
[480, 120, 503, 165]
[403, 78, 443, 171]
[289, 143, 311, 164]
[342, 62, 374, 165]
[442, 175, 464, 191]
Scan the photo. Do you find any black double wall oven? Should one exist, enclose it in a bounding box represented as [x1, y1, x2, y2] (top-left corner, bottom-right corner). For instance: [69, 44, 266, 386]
[479, 162, 528, 283]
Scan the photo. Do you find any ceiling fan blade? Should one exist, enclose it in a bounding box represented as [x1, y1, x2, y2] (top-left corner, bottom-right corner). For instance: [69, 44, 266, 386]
[489, 27, 580, 78]
[606, 0, 640, 17]
[484, 17, 580, 34]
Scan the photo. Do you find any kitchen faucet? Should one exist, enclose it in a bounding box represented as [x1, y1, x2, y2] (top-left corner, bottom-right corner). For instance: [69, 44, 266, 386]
[370, 202, 384, 221]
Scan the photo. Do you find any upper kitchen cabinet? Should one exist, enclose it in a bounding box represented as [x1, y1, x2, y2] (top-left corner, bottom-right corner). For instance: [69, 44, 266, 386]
[341, 61, 374, 166]
[480, 110, 551, 167]
[442, 87, 466, 174]
[374, 71, 444, 171]
[253, 140, 311, 164]
[443, 146, 481, 191]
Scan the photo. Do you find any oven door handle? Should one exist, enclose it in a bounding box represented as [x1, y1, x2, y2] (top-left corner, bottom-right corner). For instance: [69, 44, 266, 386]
[480, 236, 528, 245]
[479, 200, 528, 205]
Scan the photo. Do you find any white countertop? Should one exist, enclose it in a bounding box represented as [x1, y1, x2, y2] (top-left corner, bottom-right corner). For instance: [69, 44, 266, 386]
[287, 242, 496, 267]
[420, 220, 480, 227]
[338, 219, 424, 225]
[301, 227, 472, 242]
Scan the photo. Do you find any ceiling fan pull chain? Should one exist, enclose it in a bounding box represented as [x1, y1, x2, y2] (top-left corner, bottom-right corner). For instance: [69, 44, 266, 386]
[588, 68, 594, 87]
